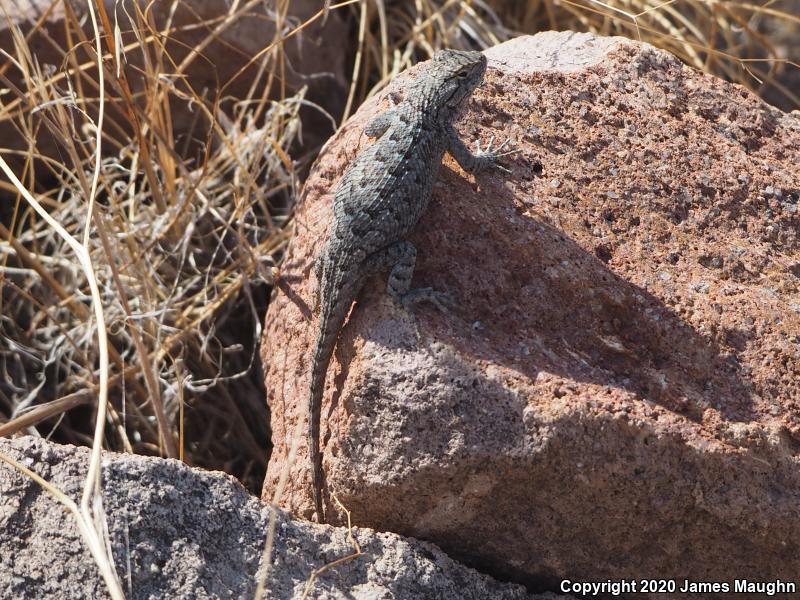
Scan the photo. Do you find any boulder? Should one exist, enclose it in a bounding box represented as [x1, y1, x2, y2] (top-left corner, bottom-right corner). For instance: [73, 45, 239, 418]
[0, 435, 550, 599]
[260, 31, 800, 593]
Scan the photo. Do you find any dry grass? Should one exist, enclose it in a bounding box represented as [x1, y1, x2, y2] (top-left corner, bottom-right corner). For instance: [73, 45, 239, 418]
[0, 0, 796, 530]
[343, 0, 798, 112]
[0, 0, 304, 494]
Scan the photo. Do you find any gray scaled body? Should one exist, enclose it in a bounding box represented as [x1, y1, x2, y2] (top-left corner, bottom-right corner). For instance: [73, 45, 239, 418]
[308, 49, 508, 522]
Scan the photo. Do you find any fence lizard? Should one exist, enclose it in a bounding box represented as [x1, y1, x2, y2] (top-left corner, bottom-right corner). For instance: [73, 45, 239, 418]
[308, 49, 512, 522]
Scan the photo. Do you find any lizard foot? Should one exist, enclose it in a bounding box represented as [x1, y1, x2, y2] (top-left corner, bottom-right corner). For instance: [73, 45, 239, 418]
[474, 136, 519, 173]
[399, 287, 454, 313]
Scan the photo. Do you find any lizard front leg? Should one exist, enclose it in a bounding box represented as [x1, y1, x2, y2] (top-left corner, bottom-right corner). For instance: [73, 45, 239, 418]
[364, 109, 397, 138]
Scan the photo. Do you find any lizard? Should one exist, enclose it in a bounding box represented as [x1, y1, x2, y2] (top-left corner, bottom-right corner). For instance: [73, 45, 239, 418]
[308, 49, 513, 522]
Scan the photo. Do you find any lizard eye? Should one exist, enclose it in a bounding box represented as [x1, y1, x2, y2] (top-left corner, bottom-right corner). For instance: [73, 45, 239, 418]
[456, 69, 469, 78]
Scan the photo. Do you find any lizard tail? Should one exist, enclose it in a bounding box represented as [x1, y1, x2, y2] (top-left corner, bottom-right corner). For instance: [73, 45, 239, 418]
[308, 277, 353, 523]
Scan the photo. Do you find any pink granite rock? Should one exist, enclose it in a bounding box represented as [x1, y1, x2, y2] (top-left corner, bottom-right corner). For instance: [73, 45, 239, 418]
[261, 31, 800, 592]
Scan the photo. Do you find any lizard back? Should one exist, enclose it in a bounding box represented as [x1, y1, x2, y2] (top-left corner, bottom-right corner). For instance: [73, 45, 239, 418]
[308, 49, 491, 522]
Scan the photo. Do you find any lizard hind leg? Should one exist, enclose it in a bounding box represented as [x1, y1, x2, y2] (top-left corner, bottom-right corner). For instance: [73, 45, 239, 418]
[366, 240, 453, 312]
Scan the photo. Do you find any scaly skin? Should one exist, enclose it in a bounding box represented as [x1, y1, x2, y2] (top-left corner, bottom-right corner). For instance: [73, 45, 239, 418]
[309, 49, 510, 522]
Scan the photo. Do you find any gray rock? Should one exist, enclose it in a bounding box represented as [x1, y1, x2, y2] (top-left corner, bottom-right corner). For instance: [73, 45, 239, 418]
[0, 436, 550, 599]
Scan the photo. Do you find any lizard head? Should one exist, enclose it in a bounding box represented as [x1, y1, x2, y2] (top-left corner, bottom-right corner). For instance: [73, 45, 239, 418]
[422, 49, 487, 118]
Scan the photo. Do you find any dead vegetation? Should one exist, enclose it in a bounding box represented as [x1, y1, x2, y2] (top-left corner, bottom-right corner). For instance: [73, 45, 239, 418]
[0, 0, 796, 499]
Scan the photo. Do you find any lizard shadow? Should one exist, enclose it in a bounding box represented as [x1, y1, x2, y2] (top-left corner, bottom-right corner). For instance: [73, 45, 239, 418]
[349, 162, 757, 425]
[314, 160, 764, 594]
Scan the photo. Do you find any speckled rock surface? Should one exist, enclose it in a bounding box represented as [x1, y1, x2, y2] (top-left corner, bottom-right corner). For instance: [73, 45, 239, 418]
[261, 31, 800, 594]
[0, 436, 551, 599]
